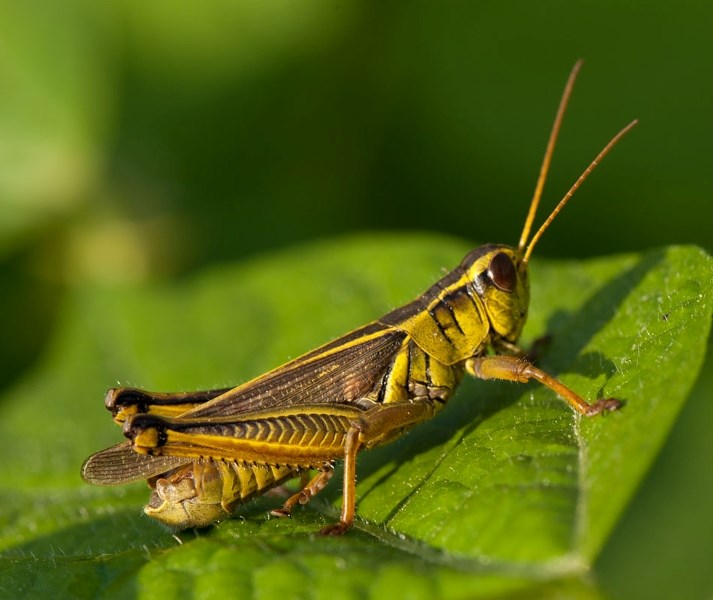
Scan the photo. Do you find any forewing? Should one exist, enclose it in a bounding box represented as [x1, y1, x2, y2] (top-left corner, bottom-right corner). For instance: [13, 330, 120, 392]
[184, 322, 406, 418]
[83, 323, 405, 483]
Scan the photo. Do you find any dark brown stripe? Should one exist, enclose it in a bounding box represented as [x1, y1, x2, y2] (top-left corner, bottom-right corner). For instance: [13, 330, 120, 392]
[424, 352, 432, 387]
[428, 308, 456, 347]
[440, 292, 465, 336]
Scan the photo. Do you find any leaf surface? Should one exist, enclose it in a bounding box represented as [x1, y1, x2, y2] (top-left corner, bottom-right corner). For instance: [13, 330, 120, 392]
[1, 234, 710, 599]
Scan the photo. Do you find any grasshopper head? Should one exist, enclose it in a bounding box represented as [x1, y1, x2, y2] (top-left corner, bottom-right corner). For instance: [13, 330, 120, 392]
[461, 245, 530, 345]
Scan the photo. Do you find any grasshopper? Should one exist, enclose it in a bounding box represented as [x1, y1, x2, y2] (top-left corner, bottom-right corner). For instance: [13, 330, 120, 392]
[82, 61, 635, 535]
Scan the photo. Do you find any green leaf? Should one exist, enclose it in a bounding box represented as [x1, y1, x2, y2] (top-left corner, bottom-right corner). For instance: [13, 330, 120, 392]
[1, 234, 711, 599]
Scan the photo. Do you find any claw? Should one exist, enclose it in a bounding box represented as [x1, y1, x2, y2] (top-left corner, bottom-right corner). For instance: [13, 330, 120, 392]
[319, 521, 351, 536]
[584, 397, 623, 416]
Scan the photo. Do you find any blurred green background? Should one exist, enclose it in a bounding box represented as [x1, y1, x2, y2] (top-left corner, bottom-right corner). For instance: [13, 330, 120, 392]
[1, 1, 711, 598]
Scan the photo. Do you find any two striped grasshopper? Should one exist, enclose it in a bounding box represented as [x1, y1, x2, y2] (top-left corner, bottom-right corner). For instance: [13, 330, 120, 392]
[82, 62, 635, 535]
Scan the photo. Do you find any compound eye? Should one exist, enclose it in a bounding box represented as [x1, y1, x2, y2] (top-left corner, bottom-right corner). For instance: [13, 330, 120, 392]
[488, 252, 517, 292]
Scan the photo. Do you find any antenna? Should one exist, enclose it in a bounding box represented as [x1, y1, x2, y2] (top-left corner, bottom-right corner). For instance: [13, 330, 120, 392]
[518, 60, 583, 253]
[522, 119, 638, 264]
